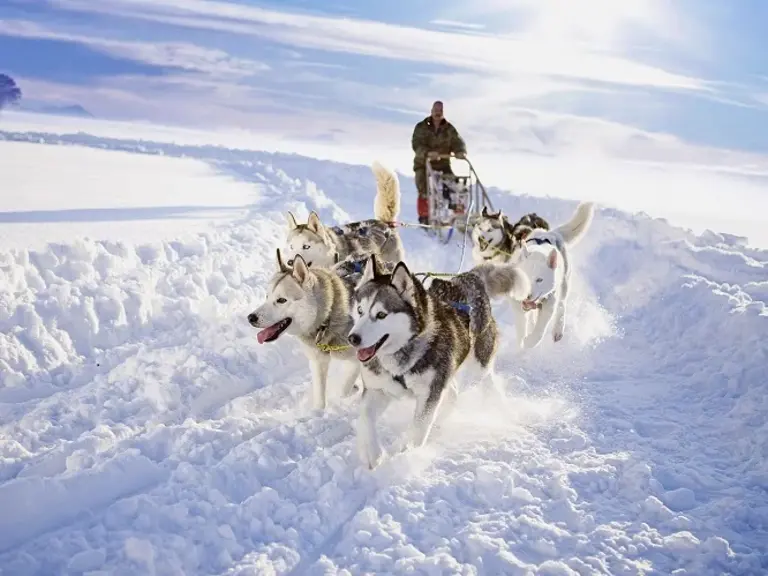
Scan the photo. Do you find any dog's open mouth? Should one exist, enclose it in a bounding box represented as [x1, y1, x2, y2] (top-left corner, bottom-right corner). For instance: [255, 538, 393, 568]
[257, 318, 292, 343]
[521, 299, 539, 311]
[356, 334, 389, 362]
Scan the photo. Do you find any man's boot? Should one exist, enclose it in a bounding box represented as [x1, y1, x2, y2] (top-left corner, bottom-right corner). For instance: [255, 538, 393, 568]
[417, 197, 429, 225]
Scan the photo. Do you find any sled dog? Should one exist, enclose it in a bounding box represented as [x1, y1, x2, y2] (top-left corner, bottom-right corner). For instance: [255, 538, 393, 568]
[515, 201, 595, 349]
[346, 254, 500, 469]
[471, 207, 550, 266]
[247, 249, 363, 411]
[284, 161, 404, 269]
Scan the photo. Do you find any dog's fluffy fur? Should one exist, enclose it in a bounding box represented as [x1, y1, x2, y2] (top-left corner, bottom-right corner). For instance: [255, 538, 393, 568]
[284, 161, 404, 269]
[346, 255, 500, 469]
[471, 207, 550, 265]
[515, 201, 595, 349]
[247, 250, 361, 411]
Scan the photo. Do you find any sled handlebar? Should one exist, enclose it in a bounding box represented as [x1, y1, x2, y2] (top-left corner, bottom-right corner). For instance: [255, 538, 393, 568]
[427, 152, 465, 160]
[425, 153, 495, 212]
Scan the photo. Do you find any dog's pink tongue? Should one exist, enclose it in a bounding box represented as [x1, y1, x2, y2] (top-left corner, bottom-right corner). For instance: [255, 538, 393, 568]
[257, 324, 281, 344]
[356, 345, 377, 362]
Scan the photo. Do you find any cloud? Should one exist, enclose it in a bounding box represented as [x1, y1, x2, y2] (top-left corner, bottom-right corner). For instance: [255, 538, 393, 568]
[48, 0, 704, 91]
[11, 0, 768, 172]
[0, 18, 269, 79]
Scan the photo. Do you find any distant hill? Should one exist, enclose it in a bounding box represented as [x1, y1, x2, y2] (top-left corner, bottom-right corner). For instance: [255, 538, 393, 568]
[18, 101, 95, 118]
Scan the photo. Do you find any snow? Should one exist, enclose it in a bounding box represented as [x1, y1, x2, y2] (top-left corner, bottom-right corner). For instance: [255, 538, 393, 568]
[1, 126, 767, 575]
[0, 140, 260, 250]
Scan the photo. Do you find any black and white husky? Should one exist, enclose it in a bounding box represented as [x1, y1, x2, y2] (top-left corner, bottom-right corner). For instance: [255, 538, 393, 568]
[471, 207, 551, 265]
[284, 161, 405, 268]
[345, 255, 516, 469]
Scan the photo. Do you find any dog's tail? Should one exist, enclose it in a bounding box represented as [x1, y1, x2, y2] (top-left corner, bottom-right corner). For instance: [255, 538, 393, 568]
[472, 262, 531, 302]
[555, 202, 595, 246]
[371, 161, 401, 223]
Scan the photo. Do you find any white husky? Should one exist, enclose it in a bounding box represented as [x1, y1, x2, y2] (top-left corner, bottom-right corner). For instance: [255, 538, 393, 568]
[515, 202, 595, 349]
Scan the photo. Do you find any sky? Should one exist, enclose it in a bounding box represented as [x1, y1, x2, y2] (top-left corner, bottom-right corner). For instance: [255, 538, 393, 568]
[3, 0, 768, 223]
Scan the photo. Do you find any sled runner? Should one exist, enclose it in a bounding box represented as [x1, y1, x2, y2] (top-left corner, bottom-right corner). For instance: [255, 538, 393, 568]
[425, 153, 495, 244]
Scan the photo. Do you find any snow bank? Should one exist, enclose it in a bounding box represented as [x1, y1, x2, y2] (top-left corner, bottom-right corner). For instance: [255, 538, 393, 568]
[1, 137, 766, 575]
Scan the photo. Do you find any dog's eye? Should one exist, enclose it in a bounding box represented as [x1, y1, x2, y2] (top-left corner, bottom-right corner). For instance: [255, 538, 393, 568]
[357, 306, 363, 315]
[276, 297, 287, 304]
[375, 311, 387, 320]
[536, 278, 543, 283]
[302, 244, 310, 250]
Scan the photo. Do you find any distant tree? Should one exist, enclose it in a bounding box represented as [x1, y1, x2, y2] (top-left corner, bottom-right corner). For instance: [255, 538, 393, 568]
[0, 74, 22, 110]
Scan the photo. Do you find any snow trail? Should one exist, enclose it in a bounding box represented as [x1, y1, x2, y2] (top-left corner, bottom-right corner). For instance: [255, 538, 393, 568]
[1, 135, 766, 575]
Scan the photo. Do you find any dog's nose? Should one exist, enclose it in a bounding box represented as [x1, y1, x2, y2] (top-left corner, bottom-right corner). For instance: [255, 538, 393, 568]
[247, 312, 258, 326]
[348, 333, 361, 346]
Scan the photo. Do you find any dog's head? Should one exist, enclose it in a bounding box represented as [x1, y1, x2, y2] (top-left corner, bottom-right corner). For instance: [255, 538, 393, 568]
[517, 239, 558, 311]
[247, 249, 319, 343]
[284, 211, 337, 268]
[472, 206, 506, 251]
[347, 255, 421, 363]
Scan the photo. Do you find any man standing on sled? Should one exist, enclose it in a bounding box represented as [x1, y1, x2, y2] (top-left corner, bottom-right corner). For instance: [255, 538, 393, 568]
[411, 100, 468, 225]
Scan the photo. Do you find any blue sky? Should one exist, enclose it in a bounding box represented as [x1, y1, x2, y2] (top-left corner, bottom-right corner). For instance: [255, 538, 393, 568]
[3, 0, 768, 163]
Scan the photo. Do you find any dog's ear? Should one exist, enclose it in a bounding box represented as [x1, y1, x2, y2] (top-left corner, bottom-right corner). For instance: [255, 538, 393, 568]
[391, 261, 415, 304]
[276, 248, 289, 273]
[547, 248, 558, 269]
[333, 253, 340, 264]
[481, 206, 489, 217]
[357, 254, 379, 287]
[286, 211, 299, 230]
[306, 211, 322, 233]
[291, 254, 312, 284]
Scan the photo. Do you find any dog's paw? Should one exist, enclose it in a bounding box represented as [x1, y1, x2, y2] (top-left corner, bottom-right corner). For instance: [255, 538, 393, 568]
[311, 399, 328, 411]
[359, 447, 385, 471]
[522, 335, 542, 349]
[553, 330, 563, 342]
[341, 383, 361, 399]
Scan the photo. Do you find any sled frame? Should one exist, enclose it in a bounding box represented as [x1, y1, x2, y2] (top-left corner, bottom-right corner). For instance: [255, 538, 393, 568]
[424, 154, 495, 244]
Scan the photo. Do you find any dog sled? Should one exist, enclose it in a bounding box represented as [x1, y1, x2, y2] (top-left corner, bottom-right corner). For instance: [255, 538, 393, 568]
[424, 153, 495, 244]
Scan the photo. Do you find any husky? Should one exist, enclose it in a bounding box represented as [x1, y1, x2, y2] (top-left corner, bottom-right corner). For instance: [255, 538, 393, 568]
[284, 161, 404, 269]
[471, 207, 550, 265]
[247, 249, 362, 411]
[346, 255, 501, 469]
[515, 201, 595, 349]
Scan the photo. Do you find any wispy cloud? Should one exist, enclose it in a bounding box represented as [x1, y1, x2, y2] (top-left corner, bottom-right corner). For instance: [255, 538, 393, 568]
[6, 0, 768, 175]
[0, 19, 269, 78]
[48, 0, 703, 91]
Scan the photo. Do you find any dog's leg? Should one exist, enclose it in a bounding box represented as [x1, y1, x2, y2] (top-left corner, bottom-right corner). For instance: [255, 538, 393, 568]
[405, 379, 450, 451]
[552, 276, 569, 342]
[357, 386, 392, 470]
[433, 379, 459, 429]
[513, 303, 527, 349]
[522, 298, 557, 349]
[306, 347, 331, 410]
[339, 360, 361, 398]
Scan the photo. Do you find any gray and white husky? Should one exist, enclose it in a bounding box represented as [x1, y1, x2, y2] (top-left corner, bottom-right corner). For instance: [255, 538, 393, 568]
[346, 255, 509, 469]
[515, 201, 595, 349]
[284, 161, 405, 269]
[247, 250, 363, 411]
[471, 207, 551, 265]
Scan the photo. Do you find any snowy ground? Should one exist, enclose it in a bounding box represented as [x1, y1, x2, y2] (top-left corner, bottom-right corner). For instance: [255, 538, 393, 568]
[1, 128, 767, 575]
[0, 140, 260, 250]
